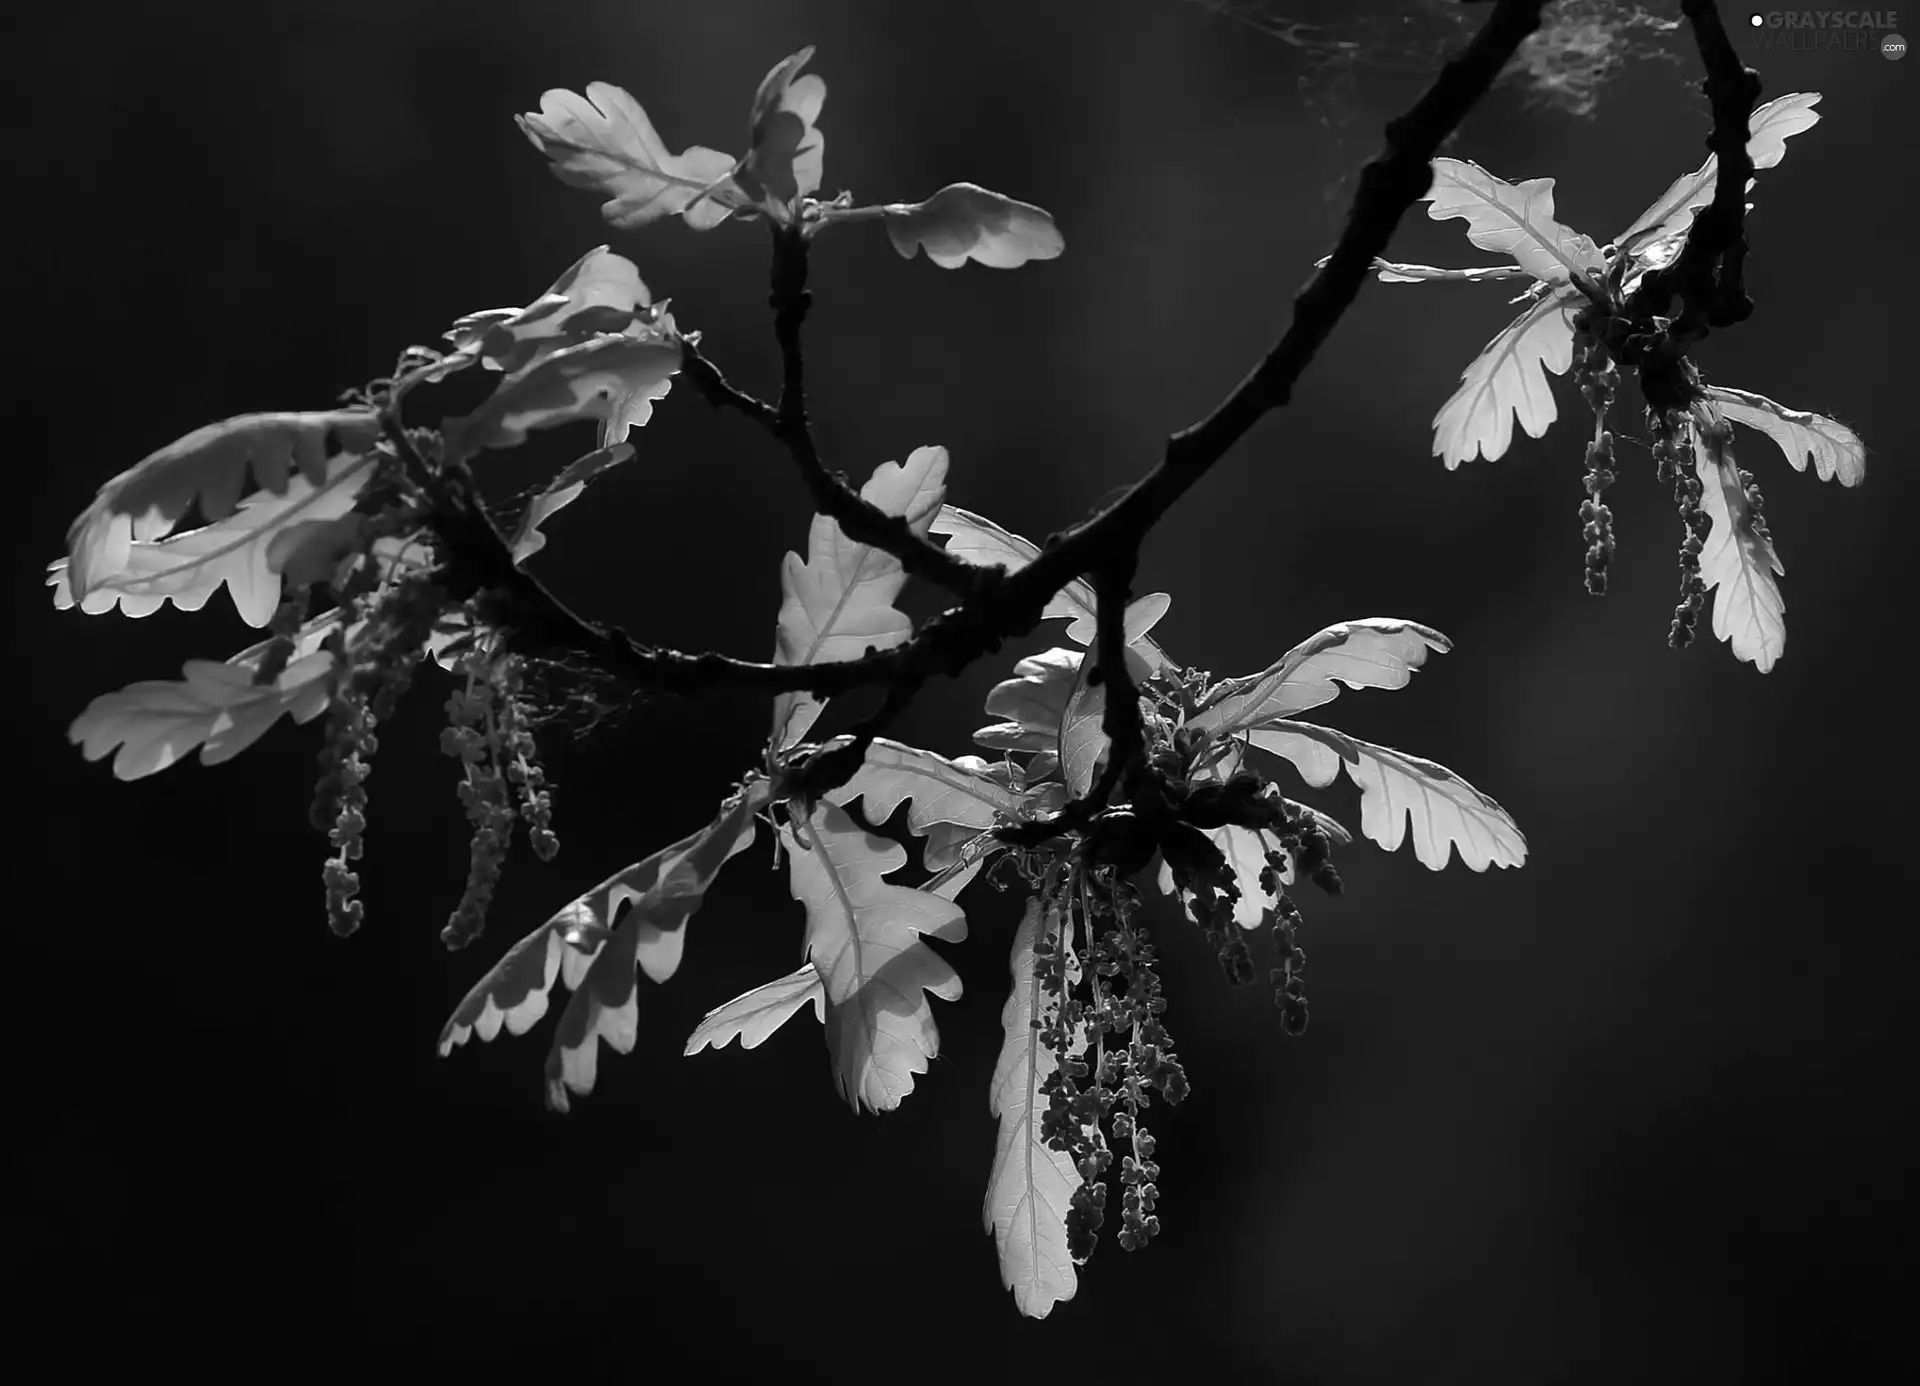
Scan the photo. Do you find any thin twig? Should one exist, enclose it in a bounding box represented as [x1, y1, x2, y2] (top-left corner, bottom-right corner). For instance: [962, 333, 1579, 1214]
[771, 227, 984, 595]
[974, 0, 1551, 630]
[678, 340, 780, 429]
[436, 0, 1553, 741]
[1625, 0, 1761, 337]
[783, 669, 929, 808]
[1087, 555, 1142, 809]
[679, 229, 984, 595]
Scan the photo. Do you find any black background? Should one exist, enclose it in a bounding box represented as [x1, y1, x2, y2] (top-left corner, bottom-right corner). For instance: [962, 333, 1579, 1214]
[8, 1, 1916, 1379]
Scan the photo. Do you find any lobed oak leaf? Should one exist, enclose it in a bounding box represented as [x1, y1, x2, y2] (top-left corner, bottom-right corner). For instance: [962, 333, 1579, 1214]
[1431, 286, 1583, 466]
[68, 614, 343, 780]
[518, 82, 745, 230]
[826, 736, 1024, 846]
[788, 805, 966, 1113]
[1056, 656, 1109, 800]
[731, 46, 826, 216]
[684, 964, 826, 1056]
[771, 446, 949, 750]
[63, 410, 382, 607]
[1246, 721, 1349, 790]
[51, 450, 376, 627]
[543, 784, 765, 1111]
[1055, 641, 1164, 800]
[978, 597, 1166, 793]
[977, 649, 1083, 755]
[884, 183, 1064, 270]
[441, 247, 653, 380]
[1191, 618, 1452, 737]
[437, 781, 768, 1113]
[1423, 159, 1606, 287]
[1248, 722, 1526, 871]
[1691, 409, 1787, 674]
[1614, 93, 1821, 276]
[930, 506, 1172, 669]
[508, 442, 636, 563]
[984, 897, 1081, 1319]
[1706, 386, 1865, 488]
[444, 334, 681, 457]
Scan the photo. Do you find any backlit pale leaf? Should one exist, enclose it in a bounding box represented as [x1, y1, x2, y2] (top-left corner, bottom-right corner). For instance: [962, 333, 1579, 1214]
[509, 443, 636, 563]
[984, 897, 1081, 1319]
[1424, 159, 1605, 286]
[68, 617, 341, 780]
[1191, 618, 1452, 736]
[1706, 386, 1865, 488]
[976, 648, 1083, 754]
[1615, 93, 1821, 272]
[684, 964, 826, 1055]
[826, 736, 1023, 843]
[788, 805, 966, 1113]
[444, 247, 653, 378]
[445, 334, 681, 457]
[541, 784, 765, 1111]
[51, 450, 375, 627]
[518, 82, 746, 230]
[733, 46, 826, 213]
[771, 447, 948, 750]
[1056, 651, 1107, 800]
[63, 410, 382, 605]
[437, 782, 768, 1115]
[1692, 411, 1787, 674]
[885, 183, 1064, 270]
[1432, 286, 1582, 466]
[1248, 722, 1525, 871]
[930, 507, 1174, 671]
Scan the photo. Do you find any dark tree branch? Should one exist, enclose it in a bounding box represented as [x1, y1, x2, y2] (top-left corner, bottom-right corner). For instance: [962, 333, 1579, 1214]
[678, 228, 985, 596]
[970, 0, 1550, 628]
[768, 222, 812, 427]
[678, 339, 780, 429]
[1087, 555, 1142, 810]
[783, 669, 929, 809]
[1623, 1, 1761, 340]
[379, 411, 918, 696]
[767, 227, 984, 595]
[411, 0, 1553, 764]
[1671, 0, 1761, 331]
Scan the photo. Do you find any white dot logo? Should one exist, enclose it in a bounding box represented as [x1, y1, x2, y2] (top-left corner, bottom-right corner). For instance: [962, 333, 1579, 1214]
[1884, 33, 1908, 60]
[1749, 12, 1764, 26]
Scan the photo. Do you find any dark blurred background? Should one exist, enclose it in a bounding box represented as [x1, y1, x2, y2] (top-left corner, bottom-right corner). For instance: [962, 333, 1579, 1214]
[6, 1, 1915, 1379]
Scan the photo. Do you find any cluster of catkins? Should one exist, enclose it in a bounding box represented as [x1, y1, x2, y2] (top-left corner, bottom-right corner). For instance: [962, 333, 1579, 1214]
[437, 649, 558, 948]
[1035, 868, 1188, 1263]
[1573, 324, 1620, 597]
[1258, 796, 1341, 1037]
[1571, 317, 1782, 654]
[308, 580, 441, 936]
[1649, 407, 1711, 648]
[1158, 768, 1341, 1034]
[303, 583, 558, 943]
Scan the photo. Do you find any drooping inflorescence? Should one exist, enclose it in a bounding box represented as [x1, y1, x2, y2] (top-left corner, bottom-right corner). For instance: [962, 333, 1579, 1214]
[437, 647, 558, 948]
[1572, 315, 1620, 595]
[1650, 407, 1710, 648]
[1031, 862, 1187, 1264]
